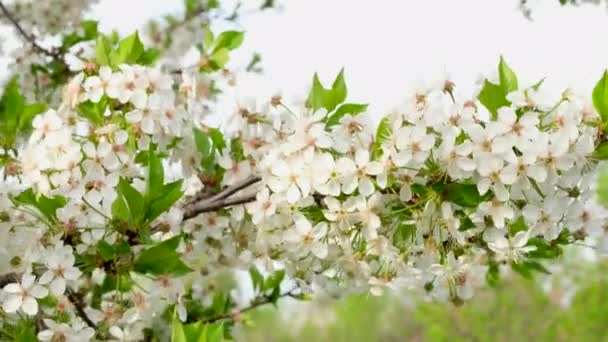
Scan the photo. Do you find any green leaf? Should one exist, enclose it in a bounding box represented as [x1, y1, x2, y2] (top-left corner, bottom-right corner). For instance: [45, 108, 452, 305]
[592, 70, 608, 127]
[19, 102, 46, 131]
[487, 260, 500, 287]
[134, 235, 193, 276]
[263, 269, 285, 292]
[306, 69, 348, 112]
[78, 97, 107, 125]
[0, 77, 24, 146]
[110, 31, 145, 66]
[15, 321, 37, 342]
[498, 56, 518, 94]
[443, 183, 490, 208]
[81, 20, 99, 39]
[478, 56, 519, 119]
[208, 128, 226, 152]
[146, 151, 165, 201]
[194, 128, 216, 170]
[249, 266, 264, 292]
[97, 240, 116, 261]
[95, 35, 113, 66]
[184, 0, 199, 18]
[213, 31, 244, 51]
[325, 103, 368, 127]
[478, 79, 511, 119]
[508, 216, 527, 236]
[597, 166, 608, 207]
[203, 26, 214, 49]
[116, 177, 146, 227]
[511, 260, 550, 279]
[14, 188, 66, 222]
[593, 141, 608, 160]
[171, 311, 187, 342]
[147, 180, 184, 222]
[209, 47, 230, 70]
[138, 48, 161, 65]
[371, 116, 393, 159]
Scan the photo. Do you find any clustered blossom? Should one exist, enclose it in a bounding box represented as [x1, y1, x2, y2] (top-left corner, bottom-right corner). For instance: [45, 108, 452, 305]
[0, 56, 607, 338]
[0, 3, 607, 340]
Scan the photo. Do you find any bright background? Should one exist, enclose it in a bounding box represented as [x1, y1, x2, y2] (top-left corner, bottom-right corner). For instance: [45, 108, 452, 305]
[91, 0, 608, 114]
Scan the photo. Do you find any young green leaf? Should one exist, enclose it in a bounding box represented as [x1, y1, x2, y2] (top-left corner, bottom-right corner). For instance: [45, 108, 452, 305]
[597, 165, 608, 207]
[213, 31, 244, 51]
[478, 79, 511, 119]
[371, 116, 392, 159]
[147, 180, 184, 222]
[325, 103, 368, 127]
[134, 236, 193, 276]
[13, 188, 67, 222]
[443, 183, 490, 208]
[146, 151, 165, 201]
[498, 55, 518, 93]
[592, 70, 608, 127]
[95, 35, 113, 66]
[110, 31, 144, 66]
[306, 69, 348, 112]
[116, 177, 146, 227]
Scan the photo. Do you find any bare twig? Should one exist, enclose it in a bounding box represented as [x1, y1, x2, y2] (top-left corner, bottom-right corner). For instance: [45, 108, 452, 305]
[0, 1, 62, 60]
[66, 287, 97, 329]
[182, 175, 261, 220]
[0, 272, 18, 288]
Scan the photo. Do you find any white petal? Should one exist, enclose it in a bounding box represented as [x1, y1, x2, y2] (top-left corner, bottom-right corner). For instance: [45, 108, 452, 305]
[21, 297, 38, 316]
[2, 295, 22, 313]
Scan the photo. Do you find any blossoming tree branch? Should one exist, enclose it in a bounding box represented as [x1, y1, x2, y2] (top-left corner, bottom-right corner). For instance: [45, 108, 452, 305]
[1, 0, 608, 341]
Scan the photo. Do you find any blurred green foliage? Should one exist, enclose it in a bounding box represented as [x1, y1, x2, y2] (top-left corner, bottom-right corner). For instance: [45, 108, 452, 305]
[238, 264, 608, 342]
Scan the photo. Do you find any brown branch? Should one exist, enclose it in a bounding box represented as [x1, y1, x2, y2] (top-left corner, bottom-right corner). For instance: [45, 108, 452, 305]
[0, 1, 62, 60]
[182, 175, 261, 220]
[202, 286, 300, 324]
[66, 287, 97, 329]
[0, 272, 18, 288]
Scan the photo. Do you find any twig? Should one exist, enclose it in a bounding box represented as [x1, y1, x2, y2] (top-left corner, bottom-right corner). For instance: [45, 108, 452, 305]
[0, 272, 18, 288]
[66, 287, 97, 329]
[182, 176, 261, 220]
[202, 286, 300, 324]
[0, 1, 62, 60]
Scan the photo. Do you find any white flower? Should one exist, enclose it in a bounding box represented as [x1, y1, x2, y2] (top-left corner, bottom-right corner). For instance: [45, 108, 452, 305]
[266, 157, 310, 203]
[39, 249, 81, 296]
[523, 196, 569, 240]
[475, 198, 515, 229]
[336, 149, 383, 196]
[486, 230, 536, 262]
[31, 110, 63, 142]
[284, 214, 328, 259]
[246, 188, 278, 224]
[218, 152, 251, 186]
[2, 274, 48, 316]
[394, 125, 435, 166]
[83, 66, 113, 102]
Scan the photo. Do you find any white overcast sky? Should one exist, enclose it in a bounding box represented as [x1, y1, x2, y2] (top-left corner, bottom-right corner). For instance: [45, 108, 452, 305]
[4, 0, 608, 114]
[92, 0, 608, 113]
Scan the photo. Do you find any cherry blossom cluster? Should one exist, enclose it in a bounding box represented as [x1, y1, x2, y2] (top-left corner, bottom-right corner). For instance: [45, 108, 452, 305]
[0, 0, 97, 36]
[2, 54, 608, 339]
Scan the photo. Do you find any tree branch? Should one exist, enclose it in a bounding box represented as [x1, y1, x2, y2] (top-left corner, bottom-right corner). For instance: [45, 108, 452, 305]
[66, 287, 97, 329]
[182, 175, 261, 220]
[0, 1, 62, 60]
[0, 272, 18, 288]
